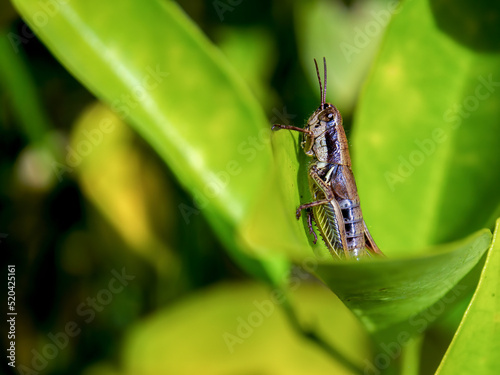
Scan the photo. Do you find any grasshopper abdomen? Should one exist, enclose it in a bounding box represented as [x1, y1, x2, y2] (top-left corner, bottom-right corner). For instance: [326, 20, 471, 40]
[339, 199, 367, 259]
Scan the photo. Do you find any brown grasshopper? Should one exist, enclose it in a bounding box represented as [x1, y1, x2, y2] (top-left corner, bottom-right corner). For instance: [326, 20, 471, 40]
[272, 58, 384, 260]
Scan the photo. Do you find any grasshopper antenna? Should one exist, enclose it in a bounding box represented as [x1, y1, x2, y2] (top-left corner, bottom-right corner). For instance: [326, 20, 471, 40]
[314, 58, 324, 108]
[322, 57, 327, 107]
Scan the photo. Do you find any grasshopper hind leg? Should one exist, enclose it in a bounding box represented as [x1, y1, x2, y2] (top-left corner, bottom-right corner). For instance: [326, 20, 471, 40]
[363, 220, 385, 256]
[306, 209, 318, 244]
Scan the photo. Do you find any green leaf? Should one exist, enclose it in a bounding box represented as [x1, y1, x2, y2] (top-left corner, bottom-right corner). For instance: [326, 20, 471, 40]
[11, 0, 267, 224]
[10, 0, 307, 279]
[314, 229, 491, 343]
[353, 0, 500, 254]
[0, 27, 51, 143]
[435, 219, 500, 375]
[122, 282, 373, 375]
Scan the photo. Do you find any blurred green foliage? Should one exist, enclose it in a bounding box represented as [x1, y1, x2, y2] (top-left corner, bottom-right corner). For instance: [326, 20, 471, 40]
[1, 0, 500, 374]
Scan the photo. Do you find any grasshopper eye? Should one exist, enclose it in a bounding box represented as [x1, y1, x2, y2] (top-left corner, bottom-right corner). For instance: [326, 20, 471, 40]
[319, 111, 334, 122]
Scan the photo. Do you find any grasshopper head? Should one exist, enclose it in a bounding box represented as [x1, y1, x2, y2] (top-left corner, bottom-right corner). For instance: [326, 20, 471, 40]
[301, 102, 343, 156]
[300, 58, 343, 160]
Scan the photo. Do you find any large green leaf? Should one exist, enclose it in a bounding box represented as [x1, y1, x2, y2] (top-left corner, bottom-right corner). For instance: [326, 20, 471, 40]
[315, 228, 491, 344]
[122, 282, 373, 375]
[10, 0, 311, 281]
[353, 0, 500, 254]
[435, 219, 500, 375]
[10, 0, 265, 224]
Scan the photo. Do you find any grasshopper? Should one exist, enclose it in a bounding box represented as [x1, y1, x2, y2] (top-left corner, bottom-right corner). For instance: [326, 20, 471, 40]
[272, 58, 384, 260]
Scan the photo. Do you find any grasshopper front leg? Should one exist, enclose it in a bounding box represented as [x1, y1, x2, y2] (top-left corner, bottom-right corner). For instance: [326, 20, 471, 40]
[271, 124, 313, 136]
